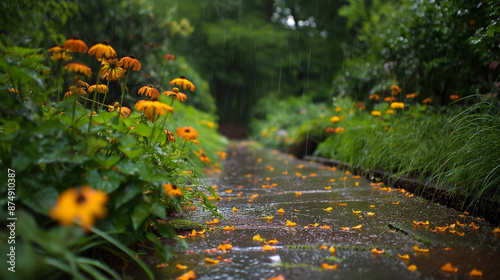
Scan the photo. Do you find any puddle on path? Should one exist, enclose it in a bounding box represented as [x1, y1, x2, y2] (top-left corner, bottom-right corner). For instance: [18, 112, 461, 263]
[156, 143, 500, 280]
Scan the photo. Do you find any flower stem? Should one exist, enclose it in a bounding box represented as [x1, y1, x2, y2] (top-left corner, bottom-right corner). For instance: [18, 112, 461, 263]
[119, 70, 131, 117]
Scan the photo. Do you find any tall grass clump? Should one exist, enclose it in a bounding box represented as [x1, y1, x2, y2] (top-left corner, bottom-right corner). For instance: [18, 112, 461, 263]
[430, 98, 500, 207]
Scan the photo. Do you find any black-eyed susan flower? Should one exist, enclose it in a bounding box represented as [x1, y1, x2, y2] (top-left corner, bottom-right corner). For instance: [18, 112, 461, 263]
[163, 87, 187, 102]
[138, 84, 160, 99]
[88, 84, 109, 94]
[100, 58, 125, 81]
[63, 35, 88, 53]
[170, 75, 195, 91]
[88, 41, 117, 59]
[75, 80, 90, 90]
[163, 183, 182, 197]
[134, 100, 174, 122]
[120, 54, 141, 71]
[176, 126, 198, 141]
[193, 148, 210, 164]
[163, 53, 176, 61]
[390, 85, 402, 95]
[64, 62, 92, 77]
[49, 186, 108, 230]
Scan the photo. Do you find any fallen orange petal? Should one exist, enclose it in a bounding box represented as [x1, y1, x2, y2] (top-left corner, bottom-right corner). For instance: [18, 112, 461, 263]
[157, 263, 168, 269]
[329, 247, 336, 254]
[253, 235, 263, 241]
[188, 230, 196, 237]
[278, 208, 285, 214]
[319, 245, 328, 250]
[367, 212, 375, 216]
[370, 205, 375, 208]
[352, 210, 361, 214]
[494, 228, 500, 233]
[398, 254, 410, 260]
[469, 269, 483, 277]
[233, 207, 240, 212]
[392, 202, 400, 205]
[223, 226, 234, 231]
[175, 270, 196, 280]
[286, 220, 297, 227]
[263, 216, 273, 220]
[321, 263, 338, 270]
[341, 227, 350, 231]
[320, 225, 331, 229]
[413, 246, 429, 253]
[205, 258, 219, 264]
[322, 207, 333, 212]
[338, 203, 347, 206]
[325, 186, 332, 190]
[470, 222, 480, 230]
[266, 239, 278, 244]
[262, 245, 276, 251]
[371, 248, 384, 254]
[295, 191, 302, 196]
[178, 235, 186, 239]
[408, 265, 417, 271]
[176, 264, 188, 270]
[267, 274, 284, 280]
[352, 224, 363, 230]
[441, 263, 458, 273]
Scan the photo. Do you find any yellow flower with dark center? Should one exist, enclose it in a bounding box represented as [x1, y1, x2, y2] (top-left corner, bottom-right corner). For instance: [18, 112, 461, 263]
[371, 110, 381, 116]
[138, 84, 160, 99]
[165, 129, 176, 142]
[164, 87, 187, 102]
[389, 85, 402, 95]
[100, 58, 125, 81]
[64, 62, 92, 77]
[63, 35, 88, 53]
[170, 75, 195, 91]
[163, 183, 183, 197]
[390, 102, 405, 109]
[134, 100, 174, 122]
[64, 86, 87, 99]
[193, 148, 211, 164]
[88, 41, 117, 59]
[88, 84, 109, 94]
[369, 94, 380, 101]
[176, 126, 198, 141]
[120, 54, 141, 71]
[49, 186, 108, 230]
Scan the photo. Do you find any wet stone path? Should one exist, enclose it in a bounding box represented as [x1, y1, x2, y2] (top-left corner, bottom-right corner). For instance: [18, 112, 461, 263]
[158, 143, 500, 280]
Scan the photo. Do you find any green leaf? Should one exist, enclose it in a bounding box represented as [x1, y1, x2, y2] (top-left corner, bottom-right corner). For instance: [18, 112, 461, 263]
[93, 154, 122, 169]
[132, 123, 153, 137]
[89, 226, 154, 280]
[131, 203, 150, 230]
[76, 257, 121, 280]
[150, 202, 166, 220]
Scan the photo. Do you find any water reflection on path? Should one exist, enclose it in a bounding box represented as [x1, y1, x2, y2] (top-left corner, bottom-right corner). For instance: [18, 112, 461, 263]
[158, 143, 500, 280]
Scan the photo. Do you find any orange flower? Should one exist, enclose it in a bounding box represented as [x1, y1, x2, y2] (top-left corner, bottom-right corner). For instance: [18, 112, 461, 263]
[406, 93, 418, 99]
[108, 102, 131, 118]
[165, 129, 176, 142]
[135, 100, 174, 122]
[164, 53, 176, 61]
[176, 127, 198, 141]
[63, 36, 88, 53]
[100, 58, 125, 81]
[49, 46, 72, 61]
[170, 75, 195, 91]
[138, 84, 160, 99]
[49, 186, 108, 230]
[89, 84, 109, 94]
[120, 54, 141, 71]
[449, 95, 459, 100]
[63, 86, 87, 99]
[422, 98, 432, 104]
[64, 62, 92, 77]
[441, 263, 458, 273]
[193, 148, 210, 164]
[384, 96, 396, 102]
[389, 85, 402, 95]
[371, 110, 381, 116]
[390, 102, 405, 109]
[164, 87, 187, 102]
[330, 116, 340, 123]
[369, 94, 380, 101]
[88, 41, 117, 59]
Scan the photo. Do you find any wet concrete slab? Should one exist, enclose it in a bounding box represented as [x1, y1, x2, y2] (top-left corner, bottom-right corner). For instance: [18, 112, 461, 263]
[157, 143, 500, 280]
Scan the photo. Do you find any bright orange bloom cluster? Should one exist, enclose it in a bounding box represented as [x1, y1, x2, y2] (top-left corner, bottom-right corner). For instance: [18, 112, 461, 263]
[390, 102, 405, 109]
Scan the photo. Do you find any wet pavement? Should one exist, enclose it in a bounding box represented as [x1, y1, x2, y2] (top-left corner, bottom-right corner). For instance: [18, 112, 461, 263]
[157, 142, 500, 280]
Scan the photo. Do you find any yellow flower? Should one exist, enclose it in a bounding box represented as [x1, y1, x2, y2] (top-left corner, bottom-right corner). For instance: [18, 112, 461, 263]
[64, 62, 92, 77]
[88, 84, 109, 94]
[163, 183, 182, 197]
[63, 85, 87, 99]
[63, 36, 88, 53]
[164, 87, 187, 102]
[88, 41, 117, 59]
[176, 127, 199, 141]
[330, 116, 340, 123]
[371, 110, 381, 116]
[390, 102, 405, 109]
[50, 49, 72, 62]
[49, 186, 108, 230]
[138, 84, 160, 99]
[193, 148, 211, 164]
[385, 109, 395, 115]
[389, 85, 402, 95]
[277, 208, 285, 214]
[108, 102, 131, 118]
[100, 58, 125, 81]
[170, 75, 195, 91]
[135, 100, 174, 122]
[335, 107, 342, 112]
[286, 220, 296, 226]
[120, 55, 141, 71]
[369, 94, 380, 101]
